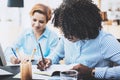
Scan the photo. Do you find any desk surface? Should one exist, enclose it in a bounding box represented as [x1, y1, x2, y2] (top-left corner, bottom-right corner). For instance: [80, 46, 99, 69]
[0, 66, 19, 80]
[0, 65, 99, 80]
[0, 60, 38, 80]
[0, 62, 105, 80]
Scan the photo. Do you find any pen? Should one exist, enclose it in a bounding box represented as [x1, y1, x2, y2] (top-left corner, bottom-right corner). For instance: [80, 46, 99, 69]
[29, 48, 36, 62]
[11, 48, 18, 58]
[38, 43, 45, 64]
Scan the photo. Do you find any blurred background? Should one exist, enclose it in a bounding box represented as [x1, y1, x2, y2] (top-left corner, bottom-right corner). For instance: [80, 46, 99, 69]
[0, 0, 120, 51]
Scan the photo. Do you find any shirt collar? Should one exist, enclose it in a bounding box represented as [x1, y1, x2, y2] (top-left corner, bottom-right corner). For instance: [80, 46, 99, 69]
[41, 27, 50, 38]
[26, 27, 50, 38]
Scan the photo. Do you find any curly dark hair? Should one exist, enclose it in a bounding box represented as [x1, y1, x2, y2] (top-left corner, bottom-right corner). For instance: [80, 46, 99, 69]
[52, 0, 102, 40]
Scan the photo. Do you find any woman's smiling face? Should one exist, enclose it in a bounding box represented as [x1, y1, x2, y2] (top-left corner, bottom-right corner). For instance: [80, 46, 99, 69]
[31, 12, 47, 34]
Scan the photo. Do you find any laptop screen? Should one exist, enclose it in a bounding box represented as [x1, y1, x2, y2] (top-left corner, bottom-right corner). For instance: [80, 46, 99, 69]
[0, 44, 7, 66]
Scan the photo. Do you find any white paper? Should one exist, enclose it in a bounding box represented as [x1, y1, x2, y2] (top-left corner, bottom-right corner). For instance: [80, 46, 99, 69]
[33, 64, 76, 76]
[14, 72, 60, 80]
[0, 69, 13, 75]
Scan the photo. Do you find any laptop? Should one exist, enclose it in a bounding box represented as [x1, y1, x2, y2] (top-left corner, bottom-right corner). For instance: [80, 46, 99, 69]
[0, 44, 7, 66]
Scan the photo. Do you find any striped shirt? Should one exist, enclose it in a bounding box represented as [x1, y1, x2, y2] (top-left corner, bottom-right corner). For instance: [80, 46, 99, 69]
[48, 30, 120, 79]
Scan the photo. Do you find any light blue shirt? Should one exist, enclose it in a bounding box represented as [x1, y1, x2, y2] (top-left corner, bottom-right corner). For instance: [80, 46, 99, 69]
[5, 27, 59, 62]
[48, 30, 120, 79]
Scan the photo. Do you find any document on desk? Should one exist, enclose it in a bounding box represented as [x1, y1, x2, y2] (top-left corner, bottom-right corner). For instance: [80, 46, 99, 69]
[33, 64, 76, 76]
[0, 69, 13, 75]
[13, 64, 76, 79]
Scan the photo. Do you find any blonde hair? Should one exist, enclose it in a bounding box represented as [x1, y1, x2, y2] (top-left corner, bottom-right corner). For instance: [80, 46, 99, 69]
[30, 3, 52, 22]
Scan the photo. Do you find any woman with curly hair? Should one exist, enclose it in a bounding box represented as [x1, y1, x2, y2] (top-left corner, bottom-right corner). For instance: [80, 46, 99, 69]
[37, 0, 120, 80]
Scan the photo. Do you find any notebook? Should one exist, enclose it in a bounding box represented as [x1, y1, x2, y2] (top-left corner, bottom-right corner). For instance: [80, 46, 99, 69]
[0, 44, 7, 66]
[13, 64, 76, 79]
[33, 64, 76, 77]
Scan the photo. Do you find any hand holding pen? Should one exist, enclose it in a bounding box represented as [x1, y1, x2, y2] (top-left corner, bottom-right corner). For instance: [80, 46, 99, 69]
[10, 56, 20, 64]
[10, 48, 20, 64]
[37, 58, 51, 71]
[37, 43, 51, 71]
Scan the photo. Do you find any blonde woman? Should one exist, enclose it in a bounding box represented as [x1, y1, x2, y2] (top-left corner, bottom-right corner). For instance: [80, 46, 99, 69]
[5, 3, 59, 64]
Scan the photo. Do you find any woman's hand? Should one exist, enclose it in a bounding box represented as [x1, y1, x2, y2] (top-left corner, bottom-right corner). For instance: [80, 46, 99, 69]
[10, 56, 20, 64]
[37, 58, 51, 71]
[72, 64, 94, 79]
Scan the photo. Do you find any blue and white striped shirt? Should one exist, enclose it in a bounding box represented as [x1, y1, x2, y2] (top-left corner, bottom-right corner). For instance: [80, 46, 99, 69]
[48, 30, 120, 79]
